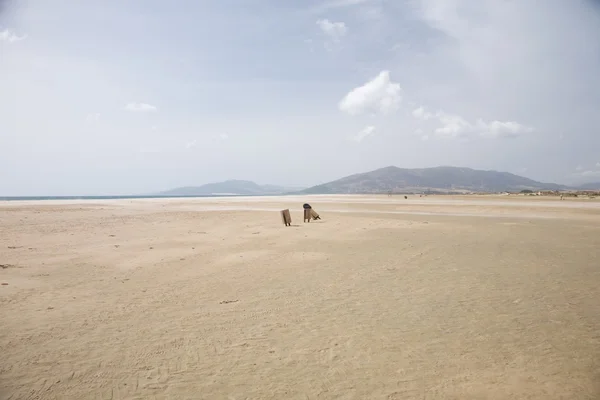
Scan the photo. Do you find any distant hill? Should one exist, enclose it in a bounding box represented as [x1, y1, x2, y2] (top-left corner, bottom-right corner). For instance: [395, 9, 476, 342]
[159, 180, 301, 196]
[576, 182, 600, 190]
[299, 166, 567, 194]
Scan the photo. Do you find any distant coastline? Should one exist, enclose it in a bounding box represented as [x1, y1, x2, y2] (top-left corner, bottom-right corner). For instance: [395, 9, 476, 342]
[0, 194, 284, 202]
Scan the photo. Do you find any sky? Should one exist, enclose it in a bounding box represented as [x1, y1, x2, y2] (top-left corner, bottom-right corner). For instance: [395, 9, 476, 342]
[1, 0, 600, 195]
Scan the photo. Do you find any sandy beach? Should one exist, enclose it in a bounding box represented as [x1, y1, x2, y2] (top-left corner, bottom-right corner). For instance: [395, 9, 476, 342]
[1, 195, 600, 399]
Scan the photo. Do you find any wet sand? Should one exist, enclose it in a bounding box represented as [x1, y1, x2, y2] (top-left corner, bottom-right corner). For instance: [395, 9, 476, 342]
[1, 195, 600, 399]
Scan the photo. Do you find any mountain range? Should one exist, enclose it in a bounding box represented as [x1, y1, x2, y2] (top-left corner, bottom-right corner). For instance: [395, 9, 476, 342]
[299, 166, 570, 194]
[158, 180, 301, 196]
[159, 167, 600, 196]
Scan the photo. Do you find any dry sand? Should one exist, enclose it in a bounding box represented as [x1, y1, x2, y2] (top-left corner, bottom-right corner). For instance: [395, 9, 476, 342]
[1, 195, 600, 399]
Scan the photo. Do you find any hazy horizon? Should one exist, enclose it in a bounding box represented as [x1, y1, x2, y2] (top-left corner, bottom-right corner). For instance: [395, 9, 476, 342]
[3, 0, 600, 196]
[1, 164, 596, 197]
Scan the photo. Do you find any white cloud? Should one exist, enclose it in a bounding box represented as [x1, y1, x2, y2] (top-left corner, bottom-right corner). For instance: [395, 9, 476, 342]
[576, 165, 584, 171]
[219, 133, 229, 140]
[412, 106, 434, 120]
[185, 140, 197, 149]
[339, 70, 401, 116]
[481, 120, 533, 139]
[596, 162, 600, 168]
[0, 29, 27, 43]
[434, 112, 475, 138]
[124, 102, 157, 112]
[316, 19, 348, 42]
[412, 106, 532, 139]
[352, 125, 375, 142]
[151, 126, 158, 131]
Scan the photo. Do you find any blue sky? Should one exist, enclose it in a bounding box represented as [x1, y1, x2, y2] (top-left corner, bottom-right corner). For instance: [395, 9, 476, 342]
[2, 0, 600, 195]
